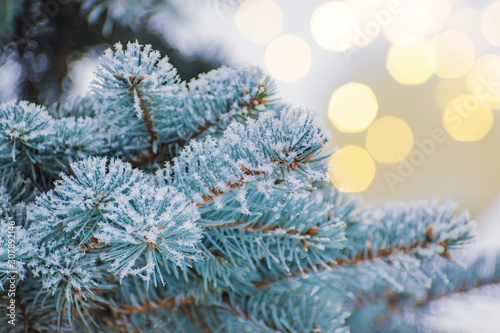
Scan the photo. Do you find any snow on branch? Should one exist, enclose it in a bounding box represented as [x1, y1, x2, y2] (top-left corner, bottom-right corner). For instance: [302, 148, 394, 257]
[27, 157, 203, 290]
[162, 107, 331, 213]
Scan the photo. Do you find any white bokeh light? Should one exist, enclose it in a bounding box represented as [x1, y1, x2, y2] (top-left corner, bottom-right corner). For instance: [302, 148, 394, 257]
[264, 34, 312, 82]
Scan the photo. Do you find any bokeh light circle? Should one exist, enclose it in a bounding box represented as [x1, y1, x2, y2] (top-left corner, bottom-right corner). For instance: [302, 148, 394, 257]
[431, 31, 475, 79]
[264, 34, 311, 82]
[465, 54, 500, 108]
[443, 94, 494, 142]
[343, 0, 385, 47]
[366, 116, 415, 164]
[328, 82, 378, 133]
[235, 0, 282, 44]
[328, 146, 376, 193]
[382, 0, 431, 45]
[481, 1, 500, 47]
[310, 2, 360, 52]
[423, 0, 454, 35]
[386, 40, 436, 85]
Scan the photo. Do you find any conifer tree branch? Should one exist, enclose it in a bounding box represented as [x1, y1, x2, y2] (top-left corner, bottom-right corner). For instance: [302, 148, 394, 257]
[414, 252, 500, 309]
[162, 107, 331, 213]
[416, 278, 500, 310]
[175, 72, 275, 145]
[118, 295, 197, 315]
[1, 39, 488, 332]
[345, 252, 500, 331]
[92, 43, 278, 166]
[131, 77, 160, 157]
[219, 296, 281, 332]
[256, 201, 473, 289]
[255, 236, 438, 290]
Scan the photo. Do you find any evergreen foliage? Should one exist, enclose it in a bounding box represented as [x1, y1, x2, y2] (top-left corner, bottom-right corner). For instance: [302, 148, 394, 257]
[1, 41, 499, 333]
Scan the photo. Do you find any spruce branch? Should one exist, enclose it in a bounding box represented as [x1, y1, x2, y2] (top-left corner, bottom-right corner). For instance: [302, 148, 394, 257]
[209, 275, 350, 333]
[0, 100, 55, 166]
[27, 157, 203, 291]
[91, 41, 180, 159]
[91, 42, 278, 166]
[345, 253, 500, 332]
[0, 170, 35, 289]
[162, 107, 331, 213]
[174, 66, 277, 143]
[0, 99, 107, 189]
[256, 201, 474, 290]
[49, 94, 98, 119]
[197, 187, 353, 279]
[82, 0, 161, 36]
[415, 251, 500, 308]
[1, 39, 490, 332]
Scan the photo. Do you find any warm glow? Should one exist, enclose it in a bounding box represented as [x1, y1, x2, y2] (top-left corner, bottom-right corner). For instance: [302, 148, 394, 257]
[310, 2, 360, 52]
[386, 40, 435, 85]
[382, 0, 431, 45]
[328, 82, 378, 132]
[328, 146, 376, 193]
[343, 0, 384, 47]
[422, 0, 454, 35]
[235, 0, 282, 44]
[465, 55, 500, 108]
[366, 116, 414, 164]
[448, 8, 491, 55]
[443, 94, 494, 142]
[481, 1, 500, 47]
[264, 34, 311, 82]
[436, 78, 468, 109]
[431, 31, 475, 78]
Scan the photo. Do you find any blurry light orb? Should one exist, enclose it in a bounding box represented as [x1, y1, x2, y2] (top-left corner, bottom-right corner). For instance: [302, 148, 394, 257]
[443, 94, 494, 142]
[466, 55, 500, 108]
[422, 0, 454, 35]
[328, 82, 378, 132]
[328, 146, 376, 193]
[431, 31, 475, 78]
[343, 0, 398, 47]
[387, 40, 435, 85]
[310, 2, 360, 52]
[235, 0, 282, 44]
[449, 8, 491, 55]
[366, 116, 414, 164]
[382, 0, 431, 45]
[481, 1, 500, 47]
[264, 34, 311, 82]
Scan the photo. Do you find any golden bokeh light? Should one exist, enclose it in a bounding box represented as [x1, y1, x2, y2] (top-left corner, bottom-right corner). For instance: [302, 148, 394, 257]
[443, 94, 494, 142]
[465, 54, 500, 108]
[481, 1, 500, 47]
[366, 116, 415, 164]
[382, 0, 431, 45]
[328, 82, 378, 132]
[310, 1, 360, 52]
[431, 31, 475, 78]
[235, 0, 282, 44]
[264, 34, 311, 82]
[328, 146, 376, 193]
[386, 40, 436, 85]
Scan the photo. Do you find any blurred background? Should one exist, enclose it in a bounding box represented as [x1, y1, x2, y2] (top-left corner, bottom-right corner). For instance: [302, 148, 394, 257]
[1, 0, 499, 331]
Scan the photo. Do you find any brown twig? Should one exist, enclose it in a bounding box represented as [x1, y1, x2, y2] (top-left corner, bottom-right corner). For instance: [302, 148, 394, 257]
[118, 296, 197, 315]
[256, 227, 449, 289]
